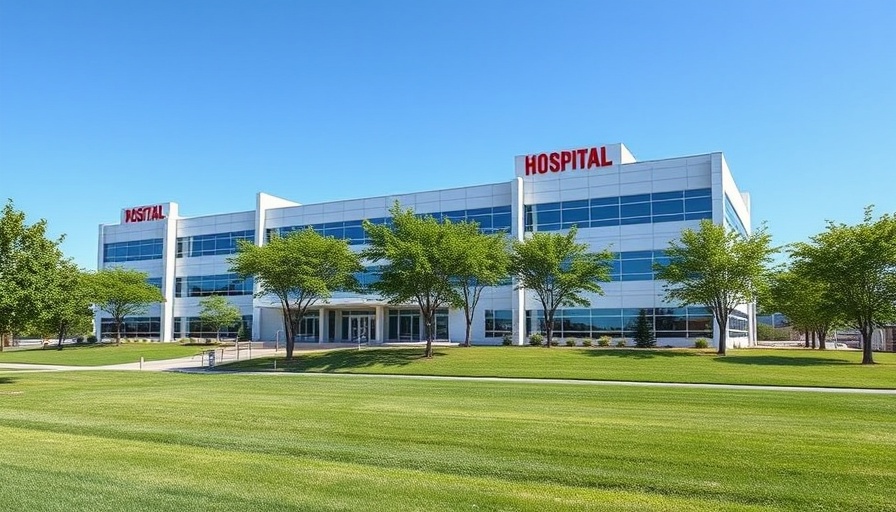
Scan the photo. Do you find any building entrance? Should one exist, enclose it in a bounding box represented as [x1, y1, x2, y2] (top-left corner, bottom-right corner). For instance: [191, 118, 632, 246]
[341, 311, 375, 342]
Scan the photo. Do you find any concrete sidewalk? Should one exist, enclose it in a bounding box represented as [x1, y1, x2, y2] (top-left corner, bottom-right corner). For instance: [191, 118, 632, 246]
[0, 344, 282, 372]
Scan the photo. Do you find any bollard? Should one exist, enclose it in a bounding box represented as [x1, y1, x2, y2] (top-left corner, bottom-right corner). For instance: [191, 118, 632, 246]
[140, 356, 144, 370]
[273, 359, 277, 370]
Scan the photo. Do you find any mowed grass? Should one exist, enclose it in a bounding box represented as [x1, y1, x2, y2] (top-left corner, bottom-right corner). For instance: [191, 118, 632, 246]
[221, 347, 896, 389]
[0, 342, 207, 366]
[0, 371, 892, 511]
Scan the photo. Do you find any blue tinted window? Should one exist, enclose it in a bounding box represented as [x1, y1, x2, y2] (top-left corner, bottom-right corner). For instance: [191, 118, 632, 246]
[591, 205, 619, 220]
[652, 200, 684, 215]
[591, 197, 619, 207]
[685, 188, 712, 198]
[525, 306, 716, 338]
[177, 230, 255, 258]
[175, 274, 253, 297]
[591, 218, 620, 228]
[535, 210, 561, 225]
[653, 214, 685, 223]
[621, 202, 651, 218]
[561, 208, 589, 224]
[652, 191, 683, 201]
[104, 239, 164, 263]
[620, 194, 651, 204]
[685, 197, 712, 213]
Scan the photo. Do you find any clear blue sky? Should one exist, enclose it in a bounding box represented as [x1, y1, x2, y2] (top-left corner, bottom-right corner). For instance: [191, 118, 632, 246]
[1, 0, 894, 269]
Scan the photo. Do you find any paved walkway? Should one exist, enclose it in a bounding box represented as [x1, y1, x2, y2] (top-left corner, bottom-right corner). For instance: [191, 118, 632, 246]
[1, 345, 893, 395]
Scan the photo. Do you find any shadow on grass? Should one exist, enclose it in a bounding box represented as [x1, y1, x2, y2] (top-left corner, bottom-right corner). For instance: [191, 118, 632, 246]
[0, 377, 17, 385]
[223, 348, 444, 373]
[714, 356, 853, 366]
[580, 349, 703, 359]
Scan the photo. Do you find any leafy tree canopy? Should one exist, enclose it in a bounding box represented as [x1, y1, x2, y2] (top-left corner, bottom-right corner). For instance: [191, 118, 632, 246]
[510, 226, 613, 348]
[90, 267, 164, 344]
[444, 220, 511, 346]
[655, 219, 777, 355]
[362, 203, 462, 357]
[790, 207, 896, 364]
[198, 295, 243, 341]
[0, 199, 65, 348]
[229, 228, 361, 359]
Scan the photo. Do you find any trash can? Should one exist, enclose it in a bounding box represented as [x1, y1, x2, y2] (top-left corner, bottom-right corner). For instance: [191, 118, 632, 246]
[207, 350, 216, 368]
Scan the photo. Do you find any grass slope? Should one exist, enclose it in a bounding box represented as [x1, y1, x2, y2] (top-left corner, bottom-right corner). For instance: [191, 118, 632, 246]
[221, 347, 896, 389]
[0, 371, 893, 511]
[0, 343, 208, 366]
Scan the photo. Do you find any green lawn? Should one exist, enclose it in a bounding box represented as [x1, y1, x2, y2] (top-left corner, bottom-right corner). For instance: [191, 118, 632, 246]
[0, 371, 892, 511]
[220, 346, 896, 389]
[0, 342, 208, 366]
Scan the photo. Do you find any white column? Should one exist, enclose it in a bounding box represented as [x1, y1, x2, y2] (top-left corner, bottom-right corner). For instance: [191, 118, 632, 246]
[510, 177, 527, 345]
[318, 308, 327, 343]
[375, 306, 385, 344]
[160, 203, 179, 342]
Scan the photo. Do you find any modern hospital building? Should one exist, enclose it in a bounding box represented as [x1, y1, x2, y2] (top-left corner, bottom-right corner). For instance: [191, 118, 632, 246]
[96, 142, 756, 348]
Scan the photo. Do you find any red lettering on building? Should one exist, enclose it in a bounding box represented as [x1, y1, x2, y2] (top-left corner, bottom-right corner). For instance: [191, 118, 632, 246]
[124, 205, 166, 223]
[524, 146, 614, 176]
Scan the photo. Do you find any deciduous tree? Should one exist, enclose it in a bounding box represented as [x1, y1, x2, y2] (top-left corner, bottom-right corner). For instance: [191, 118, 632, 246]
[765, 265, 840, 350]
[229, 229, 361, 360]
[91, 267, 164, 344]
[363, 203, 461, 358]
[510, 227, 613, 348]
[198, 295, 242, 341]
[791, 208, 896, 364]
[446, 221, 511, 347]
[655, 220, 776, 355]
[0, 200, 63, 350]
[38, 260, 94, 349]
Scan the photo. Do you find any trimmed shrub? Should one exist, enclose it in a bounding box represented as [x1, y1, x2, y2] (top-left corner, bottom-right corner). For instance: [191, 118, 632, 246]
[501, 334, 513, 346]
[695, 338, 709, 349]
[86, 335, 97, 344]
[615, 339, 626, 347]
[549, 338, 559, 347]
[529, 333, 544, 346]
[75, 337, 84, 344]
[597, 336, 612, 347]
[565, 339, 576, 347]
[581, 338, 593, 347]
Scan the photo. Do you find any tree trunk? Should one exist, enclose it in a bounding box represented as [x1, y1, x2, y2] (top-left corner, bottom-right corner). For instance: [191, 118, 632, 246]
[860, 325, 875, 365]
[424, 312, 434, 358]
[545, 309, 553, 349]
[463, 303, 472, 347]
[817, 330, 827, 350]
[804, 330, 809, 348]
[716, 314, 727, 356]
[57, 321, 66, 350]
[283, 303, 295, 361]
[116, 321, 122, 346]
[811, 331, 816, 349]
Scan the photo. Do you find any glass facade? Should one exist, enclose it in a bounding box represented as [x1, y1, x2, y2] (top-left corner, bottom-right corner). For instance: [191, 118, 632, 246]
[173, 315, 252, 339]
[729, 310, 749, 338]
[485, 310, 513, 337]
[270, 205, 512, 245]
[724, 195, 748, 237]
[100, 317, 161, 338]
[525, 188, 712, 232]
[175, 274, 254, 297]
[609, 250, 670, 282]
[526, 307, 714, 339]
[388, 309, 448, 341]
[103, 239, 164, 263]
[176, 230, 255, 258]
[146, 277, 162, 290]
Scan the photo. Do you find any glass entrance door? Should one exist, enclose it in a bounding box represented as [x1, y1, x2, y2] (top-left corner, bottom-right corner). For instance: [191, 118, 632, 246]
[341, 311, 375, 342]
